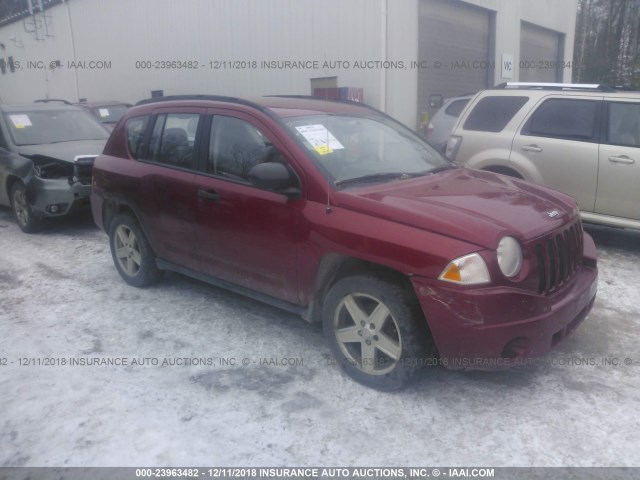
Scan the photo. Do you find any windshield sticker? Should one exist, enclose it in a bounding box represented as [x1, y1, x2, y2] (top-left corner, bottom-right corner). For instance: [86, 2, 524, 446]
[295, 124, 344, 155]
[98, 108, 110, 118]
[9, 114, 33, 129]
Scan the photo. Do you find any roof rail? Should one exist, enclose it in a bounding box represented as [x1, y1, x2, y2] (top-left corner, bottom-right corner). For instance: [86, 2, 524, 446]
[34, 98, 73, 104]
[135, 94, 246, 106]
[493, 82, 616, 92]
[266, 94, 363, 104]
[613, 85, 639, 91]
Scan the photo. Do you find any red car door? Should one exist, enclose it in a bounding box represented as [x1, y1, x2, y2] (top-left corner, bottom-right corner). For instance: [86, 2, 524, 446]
[192, 109, 303, 304]
[136, 108, 204, 271]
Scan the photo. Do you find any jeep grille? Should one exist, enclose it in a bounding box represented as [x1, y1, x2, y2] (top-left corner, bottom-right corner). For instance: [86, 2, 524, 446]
[535, 221, 583, 294]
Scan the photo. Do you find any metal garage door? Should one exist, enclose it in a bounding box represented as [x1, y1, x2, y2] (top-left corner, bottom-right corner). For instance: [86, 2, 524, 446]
[418, 0, 494, 123]
[520, 22, 563, 82]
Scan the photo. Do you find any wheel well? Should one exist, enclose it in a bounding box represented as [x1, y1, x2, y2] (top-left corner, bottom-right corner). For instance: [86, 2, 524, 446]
[482, 166, 524, 179]
[309, 255, 415, 323]
[102, 200, 137, 232]
[5, 176, 21, 200]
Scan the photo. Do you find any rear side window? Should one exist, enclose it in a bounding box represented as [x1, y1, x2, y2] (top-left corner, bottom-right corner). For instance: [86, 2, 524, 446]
[445, 99, 470, 118]
[525, 99, 597, 141]
[126, 116, 149, 159]
[145, 113, 200, 168]
[463, 96, 529, 132]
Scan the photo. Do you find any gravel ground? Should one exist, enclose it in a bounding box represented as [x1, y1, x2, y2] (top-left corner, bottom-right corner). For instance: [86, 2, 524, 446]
[0, 207, 639, 468]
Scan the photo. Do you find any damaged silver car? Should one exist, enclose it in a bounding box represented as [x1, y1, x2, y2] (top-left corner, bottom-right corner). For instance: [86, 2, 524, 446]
[0, 102, 109, 232]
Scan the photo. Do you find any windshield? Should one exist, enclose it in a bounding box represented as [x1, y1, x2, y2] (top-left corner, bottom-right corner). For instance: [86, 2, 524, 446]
[90, 104, 130, 124]
[5, 109, 110, 146]
[285, 114, 450, 187]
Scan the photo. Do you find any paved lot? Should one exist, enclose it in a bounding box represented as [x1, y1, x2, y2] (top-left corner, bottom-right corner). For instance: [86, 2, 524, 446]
[0, 207, 639, 467]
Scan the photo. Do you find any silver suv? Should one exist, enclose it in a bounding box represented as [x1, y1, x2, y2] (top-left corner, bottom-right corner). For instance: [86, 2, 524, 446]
[426, 94, 472, 151]
[446, 82, 640, 230]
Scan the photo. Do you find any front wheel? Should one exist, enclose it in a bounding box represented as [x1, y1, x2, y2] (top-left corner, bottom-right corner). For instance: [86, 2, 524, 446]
[11, 182, 42, 233]
[108, 213, 163, 287]
[323, 275, 435, 390]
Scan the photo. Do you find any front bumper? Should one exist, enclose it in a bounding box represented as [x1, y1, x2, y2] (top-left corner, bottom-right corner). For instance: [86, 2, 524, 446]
[26, 176, 92, 218]
[411, 233, 598, 370]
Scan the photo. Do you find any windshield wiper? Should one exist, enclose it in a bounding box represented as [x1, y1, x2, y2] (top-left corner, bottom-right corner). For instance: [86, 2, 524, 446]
[335, 172, 424, 188]
[427, 164, 457, 174]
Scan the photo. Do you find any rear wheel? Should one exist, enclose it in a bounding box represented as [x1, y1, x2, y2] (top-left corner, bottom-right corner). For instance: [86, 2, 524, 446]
[109, 213, 163, 287]
[10, 182, 42, 233]
[323, 274, 435, 390]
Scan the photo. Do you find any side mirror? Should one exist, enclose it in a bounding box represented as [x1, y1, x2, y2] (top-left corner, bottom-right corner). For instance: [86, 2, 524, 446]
[248, 162, 299, 199]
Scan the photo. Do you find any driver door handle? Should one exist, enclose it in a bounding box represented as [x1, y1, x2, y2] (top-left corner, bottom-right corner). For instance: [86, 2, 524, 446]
[197, 189, 221, 201]
[522, 145, 543, 153]
[608, 155, 635, 165]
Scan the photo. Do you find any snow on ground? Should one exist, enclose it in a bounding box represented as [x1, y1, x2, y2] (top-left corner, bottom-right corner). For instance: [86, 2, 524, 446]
[0, 207, 639, 467]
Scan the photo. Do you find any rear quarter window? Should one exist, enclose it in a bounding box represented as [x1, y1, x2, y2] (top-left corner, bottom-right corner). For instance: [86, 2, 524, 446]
[126, 115, 150, 159]
[444, 99, 470, 118]
[524, 98, 598, 142]
[463, 96, 529, 132]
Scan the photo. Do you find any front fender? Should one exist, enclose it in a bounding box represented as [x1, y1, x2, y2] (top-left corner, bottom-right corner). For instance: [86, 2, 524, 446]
[5, 155, 37, 204]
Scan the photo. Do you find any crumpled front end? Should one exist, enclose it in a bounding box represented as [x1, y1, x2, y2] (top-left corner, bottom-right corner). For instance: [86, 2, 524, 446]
[411, 231, 598, 370]
[25, 155, 96, 217]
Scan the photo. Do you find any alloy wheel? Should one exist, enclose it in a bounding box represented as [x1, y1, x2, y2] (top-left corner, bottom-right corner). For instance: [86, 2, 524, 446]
[12, 187, 29, 227]
[114, 224, 142, 277]
[333, 293, 402, 376]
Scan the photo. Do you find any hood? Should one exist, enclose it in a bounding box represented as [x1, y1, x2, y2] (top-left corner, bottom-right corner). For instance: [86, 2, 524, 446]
[18, 139, 107, 163]
[334, 168, 577, 249]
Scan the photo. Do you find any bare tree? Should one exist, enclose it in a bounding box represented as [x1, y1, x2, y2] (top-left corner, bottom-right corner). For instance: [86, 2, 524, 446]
[574, 0, 640, 88]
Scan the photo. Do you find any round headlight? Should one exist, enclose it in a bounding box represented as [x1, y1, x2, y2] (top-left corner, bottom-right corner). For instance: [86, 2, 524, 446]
[497, 236, 523, 278]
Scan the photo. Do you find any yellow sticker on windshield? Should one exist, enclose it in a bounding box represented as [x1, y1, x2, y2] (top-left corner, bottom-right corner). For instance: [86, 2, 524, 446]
[9, 114, 32, 129]
[314, 145, 333, 155]
[295, 124, 344, 156]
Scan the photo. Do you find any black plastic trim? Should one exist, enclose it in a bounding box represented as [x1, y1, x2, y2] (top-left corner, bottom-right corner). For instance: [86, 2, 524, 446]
[155, 258, 311, 321]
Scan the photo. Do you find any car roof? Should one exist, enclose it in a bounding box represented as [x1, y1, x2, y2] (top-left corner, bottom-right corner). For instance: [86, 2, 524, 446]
[132, 95, 380, 119]
[255, 96, 378, 117]
[484, 83, 640, 99]
[445, 94, 475, 101]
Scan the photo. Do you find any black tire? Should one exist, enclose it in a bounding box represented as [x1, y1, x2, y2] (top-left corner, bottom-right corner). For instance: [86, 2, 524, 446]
[322, 274, 435, 391]
[10, 182, 42, 233]
[108, 213, 163, 287]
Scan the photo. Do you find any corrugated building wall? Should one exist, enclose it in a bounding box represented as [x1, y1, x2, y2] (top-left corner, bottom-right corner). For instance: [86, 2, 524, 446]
[0, 0, 576, 129]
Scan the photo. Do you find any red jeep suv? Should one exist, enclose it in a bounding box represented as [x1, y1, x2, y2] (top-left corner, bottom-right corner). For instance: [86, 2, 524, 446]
[91, 95, 598, 390]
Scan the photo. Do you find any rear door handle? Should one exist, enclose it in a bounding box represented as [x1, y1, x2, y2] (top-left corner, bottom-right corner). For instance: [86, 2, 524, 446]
[522, 145, 543, 153]
[197, 189, 221, 201]
[608, 155, 635, 165]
